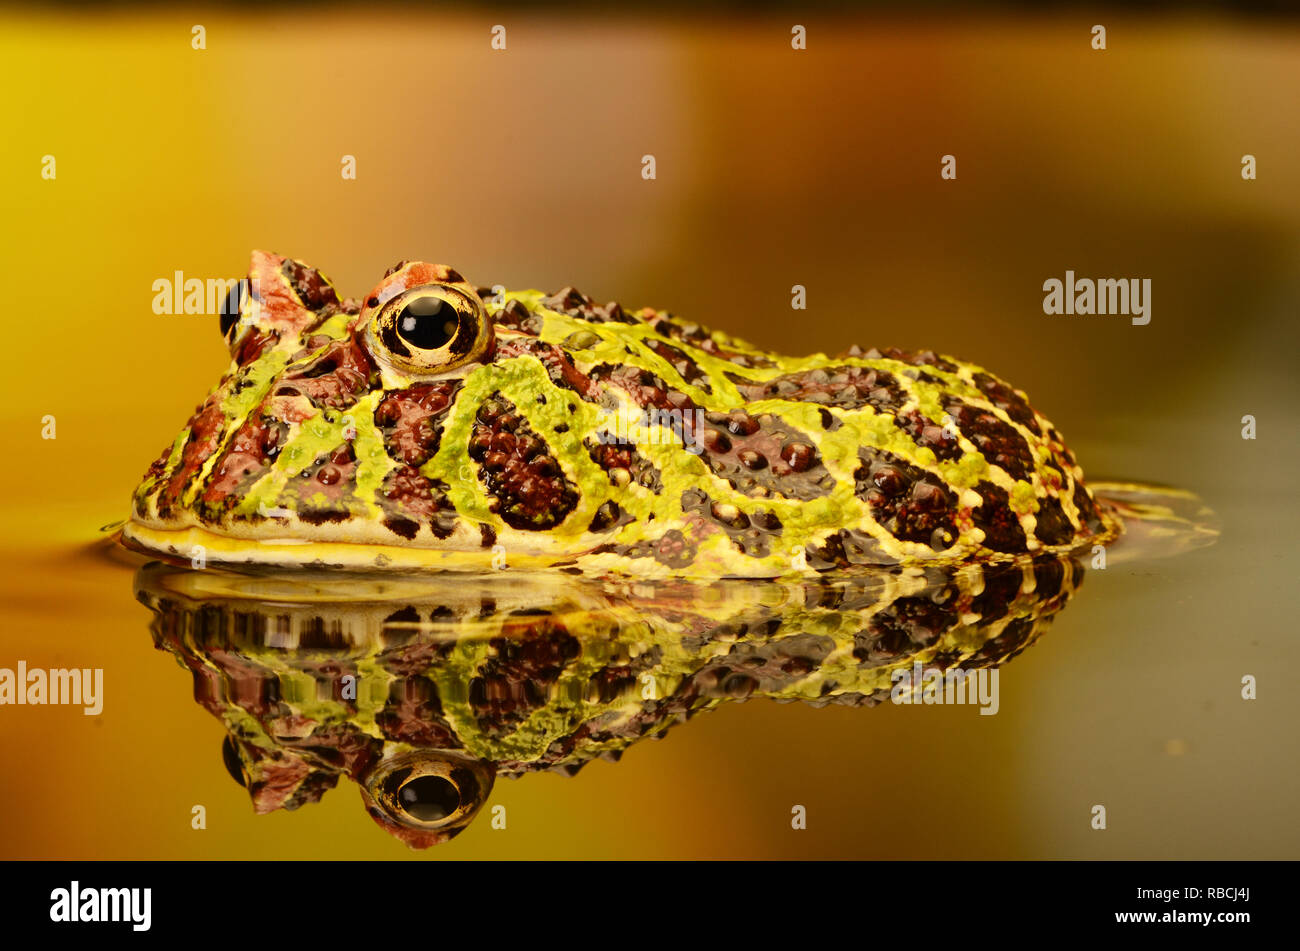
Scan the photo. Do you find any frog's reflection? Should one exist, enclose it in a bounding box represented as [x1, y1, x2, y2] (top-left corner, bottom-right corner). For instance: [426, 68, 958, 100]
[136, 555, 1084, 848]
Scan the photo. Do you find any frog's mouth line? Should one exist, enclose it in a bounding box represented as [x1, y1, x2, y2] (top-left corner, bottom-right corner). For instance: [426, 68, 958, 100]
[121, 519, 831, 577]
[121, 484, 1210, 576]
[120, 520, 573, 572]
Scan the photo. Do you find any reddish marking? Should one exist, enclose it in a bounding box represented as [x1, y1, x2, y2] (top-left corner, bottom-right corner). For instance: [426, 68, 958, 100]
[470, 398, 577, 531]
[246, 756, 319, 815]
[375, 382, 459, 468]
[590, 363, 693, 413]
[358, 261, 466, 315]
[202, 411, 281, 507]
[896, 409, 962, 462]
[288, 445, 358, 511]
[158, 396, 228, 512]
[588, 440, 636, 473]
[248, 250, 324, 336]
[733, 365, 907, 414]
[264, 393, 316, 425]
[376, 683, 461, 747]
[234, 328, 276, 365]
[276, 336, 375, 411]
[381, 465, 444, 522]
[496, 337, 598, 399]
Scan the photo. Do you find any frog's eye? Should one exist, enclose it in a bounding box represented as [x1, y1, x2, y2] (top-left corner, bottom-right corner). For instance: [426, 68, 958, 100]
[366, 283, 490, 377]
[363, 751, 495, 840]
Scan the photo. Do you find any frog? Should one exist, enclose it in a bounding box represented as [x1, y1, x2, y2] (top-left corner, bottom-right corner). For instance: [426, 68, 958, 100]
[123, 251, 1120, 577]
[135, 553, 1085, 847]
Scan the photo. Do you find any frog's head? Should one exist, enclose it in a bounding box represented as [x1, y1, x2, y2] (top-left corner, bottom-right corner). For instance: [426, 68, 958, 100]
[219, 735, 496, 848]
[217, 250, 495, 382]
[127, 250, 628, 571]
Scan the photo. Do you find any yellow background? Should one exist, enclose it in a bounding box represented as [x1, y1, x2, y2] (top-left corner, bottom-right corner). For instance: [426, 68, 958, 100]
[0, 7, 1296, 858]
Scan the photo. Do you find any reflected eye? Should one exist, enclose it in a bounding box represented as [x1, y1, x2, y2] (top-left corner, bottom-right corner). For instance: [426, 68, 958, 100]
[397, 773, 461, 822]
[368, 283, 490, 376]
[363, 751, 495, 839]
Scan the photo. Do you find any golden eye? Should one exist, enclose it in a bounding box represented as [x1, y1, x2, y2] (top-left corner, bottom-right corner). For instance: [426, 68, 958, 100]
[366, 283, 490, 376]
[364, 751, 495, 838]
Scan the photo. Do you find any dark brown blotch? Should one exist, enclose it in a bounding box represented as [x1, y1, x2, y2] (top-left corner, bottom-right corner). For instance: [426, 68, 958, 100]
[854, 448, 959, 550]
[1033, 494, 1075, 546]
[469, 393, 579, 531]
[970, 481, 1028, 554]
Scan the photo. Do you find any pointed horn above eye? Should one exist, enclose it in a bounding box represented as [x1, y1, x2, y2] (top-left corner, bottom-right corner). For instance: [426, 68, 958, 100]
[241, 251, 334, 335]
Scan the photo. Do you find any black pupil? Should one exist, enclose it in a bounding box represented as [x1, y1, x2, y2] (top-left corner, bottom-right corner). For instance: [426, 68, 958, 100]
[398, 775, 461, 822]
[219, 281, 243, 340]
[396, 297, 459, 351]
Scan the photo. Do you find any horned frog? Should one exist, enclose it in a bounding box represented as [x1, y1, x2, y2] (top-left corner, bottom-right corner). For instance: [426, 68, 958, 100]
[124, 251, 1118, 577]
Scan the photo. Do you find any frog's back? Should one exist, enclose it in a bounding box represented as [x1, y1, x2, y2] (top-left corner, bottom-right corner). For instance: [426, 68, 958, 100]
[524, 289, 1115, 573]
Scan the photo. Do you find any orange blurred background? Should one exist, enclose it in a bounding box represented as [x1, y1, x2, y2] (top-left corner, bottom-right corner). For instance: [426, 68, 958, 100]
[0, 6, 1296, 859]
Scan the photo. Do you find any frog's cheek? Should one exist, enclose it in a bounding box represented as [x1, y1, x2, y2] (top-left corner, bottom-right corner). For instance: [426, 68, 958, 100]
[360, 750, 496, 849]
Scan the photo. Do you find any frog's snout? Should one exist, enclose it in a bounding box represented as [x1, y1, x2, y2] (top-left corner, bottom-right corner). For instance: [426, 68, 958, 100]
[360, 750, 496, 849]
